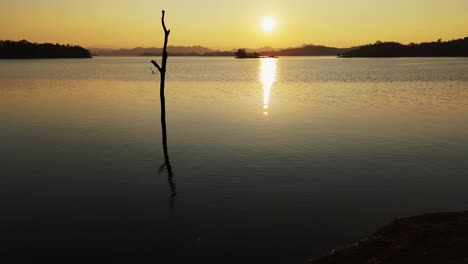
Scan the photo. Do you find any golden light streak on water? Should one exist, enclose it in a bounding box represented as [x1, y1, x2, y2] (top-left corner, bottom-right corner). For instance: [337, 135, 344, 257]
[259, 58, 277, 116]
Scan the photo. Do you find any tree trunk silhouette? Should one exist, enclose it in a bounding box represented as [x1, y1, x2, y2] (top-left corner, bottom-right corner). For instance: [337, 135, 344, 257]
[151, 10, 176, 200]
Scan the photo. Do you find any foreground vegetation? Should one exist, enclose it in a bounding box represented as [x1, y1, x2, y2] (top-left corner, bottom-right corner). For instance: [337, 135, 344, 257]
[0, 40, 92, 59]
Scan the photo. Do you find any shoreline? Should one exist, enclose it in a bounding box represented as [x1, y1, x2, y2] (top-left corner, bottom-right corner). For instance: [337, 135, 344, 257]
[308, 211, 468, 264]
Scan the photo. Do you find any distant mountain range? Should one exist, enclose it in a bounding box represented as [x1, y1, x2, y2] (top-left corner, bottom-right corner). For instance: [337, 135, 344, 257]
[89, 37, 468, 57]
[89, 45, 217, 56]
[267, 45, 352, 56]
[89, 45, 348, 57]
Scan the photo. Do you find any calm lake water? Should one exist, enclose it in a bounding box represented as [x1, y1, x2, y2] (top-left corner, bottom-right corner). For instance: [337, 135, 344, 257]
[1, 57, 468, 262]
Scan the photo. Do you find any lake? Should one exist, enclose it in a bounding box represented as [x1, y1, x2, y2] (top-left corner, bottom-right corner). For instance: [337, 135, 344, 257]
[1, 57, 468, 262]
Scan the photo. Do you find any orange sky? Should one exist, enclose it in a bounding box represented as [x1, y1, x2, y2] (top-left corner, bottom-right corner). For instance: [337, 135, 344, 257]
[1, 0, 467, 49]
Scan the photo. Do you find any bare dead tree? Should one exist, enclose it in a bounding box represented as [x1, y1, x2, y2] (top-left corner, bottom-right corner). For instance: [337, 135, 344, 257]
[151, 10, 171, 161]
[151, 10, 176, 200]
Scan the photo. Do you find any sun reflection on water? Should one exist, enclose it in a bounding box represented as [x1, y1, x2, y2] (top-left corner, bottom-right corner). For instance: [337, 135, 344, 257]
[259, 58, 277, 116]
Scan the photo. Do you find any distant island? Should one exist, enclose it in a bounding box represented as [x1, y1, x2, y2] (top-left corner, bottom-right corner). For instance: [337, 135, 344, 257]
[339, 37, 468, 58]
[0, 40, 92, 59]
[234, 48, 261, 58]
[234, 48, 278, 59]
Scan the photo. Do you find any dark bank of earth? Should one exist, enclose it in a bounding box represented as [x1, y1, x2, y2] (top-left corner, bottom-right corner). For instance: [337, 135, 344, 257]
[309, 212, 468, 264]
[0, 40, 92, 59]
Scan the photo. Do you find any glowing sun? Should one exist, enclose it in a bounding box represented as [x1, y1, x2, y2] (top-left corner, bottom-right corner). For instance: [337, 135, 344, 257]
[262, 17, 276, 32]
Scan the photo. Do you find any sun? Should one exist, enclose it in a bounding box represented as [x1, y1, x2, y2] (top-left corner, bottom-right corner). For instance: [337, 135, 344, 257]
[262, 17, 276, 32]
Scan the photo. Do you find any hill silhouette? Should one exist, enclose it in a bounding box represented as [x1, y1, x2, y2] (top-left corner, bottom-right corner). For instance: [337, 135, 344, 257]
[90, 45, 347, 57]
[91, 38, 468, 57]
[340, 37, 468, 57]
[0, 40, 91, 59]
[267, 44, 345, 56]
[90, 46, 217, 56]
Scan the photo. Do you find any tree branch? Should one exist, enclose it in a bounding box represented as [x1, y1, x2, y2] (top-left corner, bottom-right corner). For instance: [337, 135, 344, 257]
[162, 10, 169, 34]
[151, 59, 162, 73]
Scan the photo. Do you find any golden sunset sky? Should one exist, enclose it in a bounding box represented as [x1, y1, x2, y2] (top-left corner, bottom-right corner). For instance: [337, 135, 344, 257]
[1, 0, 467, 49]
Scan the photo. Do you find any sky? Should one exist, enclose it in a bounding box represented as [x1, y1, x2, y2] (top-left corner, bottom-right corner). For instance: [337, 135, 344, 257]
[1, 0, 467, 49]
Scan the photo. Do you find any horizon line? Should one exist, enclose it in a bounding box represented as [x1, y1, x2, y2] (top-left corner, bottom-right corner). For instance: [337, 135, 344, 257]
[3, 36, 467, 51]
[84, 35, 468, 51]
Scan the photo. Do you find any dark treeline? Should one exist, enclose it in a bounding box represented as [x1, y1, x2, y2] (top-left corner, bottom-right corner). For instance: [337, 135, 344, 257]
[234, 48, 260, 58]
[0, 40, 92, 59]
[340, 37, 468, 57]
